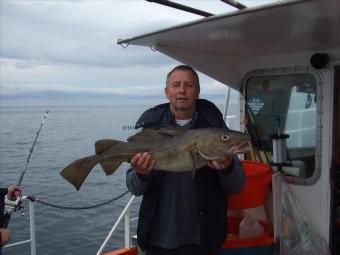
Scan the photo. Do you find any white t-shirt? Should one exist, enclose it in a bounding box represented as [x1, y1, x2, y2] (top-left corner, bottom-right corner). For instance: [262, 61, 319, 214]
[175, 119, 192, 127]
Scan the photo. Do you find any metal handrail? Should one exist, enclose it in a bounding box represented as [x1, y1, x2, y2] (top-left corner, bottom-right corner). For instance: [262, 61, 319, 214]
[3, 194, 135, 255]
[2, 196, 36, 255]
[96, 195, 136, 255]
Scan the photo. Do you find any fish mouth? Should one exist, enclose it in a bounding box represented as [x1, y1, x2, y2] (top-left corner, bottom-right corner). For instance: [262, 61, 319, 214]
[197, 150, 224, 160]
[197, 140, 250, 160]
[232, 140, 250, 153]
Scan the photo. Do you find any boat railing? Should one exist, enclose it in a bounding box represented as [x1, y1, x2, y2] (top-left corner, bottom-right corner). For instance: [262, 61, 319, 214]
[96, 195, 137, 255]
[226, 115, 236, 129]
[2, 196, 37, 255]
[3, 194, 137, 255]
[285, 107, 316, 147]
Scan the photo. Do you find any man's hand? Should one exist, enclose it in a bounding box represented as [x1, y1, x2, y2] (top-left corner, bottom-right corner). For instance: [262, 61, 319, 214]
[7, 185, 22, 200]
[0, 228, 10, 246]
[207, 155, 233, 171]
[130, 152, 155, 176]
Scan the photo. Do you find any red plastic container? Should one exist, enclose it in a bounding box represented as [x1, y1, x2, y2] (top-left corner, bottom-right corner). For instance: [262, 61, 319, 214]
[228, 160, 272, 210]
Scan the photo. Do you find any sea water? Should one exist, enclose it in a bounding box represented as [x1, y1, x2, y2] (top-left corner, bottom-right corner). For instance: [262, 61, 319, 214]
[0, 105, 149, 255]
[0, 104, 232, 255]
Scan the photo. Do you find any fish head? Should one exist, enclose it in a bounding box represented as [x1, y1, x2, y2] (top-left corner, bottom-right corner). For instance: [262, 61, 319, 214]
[195, 128, 250, 160]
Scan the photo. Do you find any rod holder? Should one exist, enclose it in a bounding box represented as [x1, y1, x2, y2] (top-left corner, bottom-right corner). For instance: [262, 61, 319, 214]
[270, 133, 289, 165]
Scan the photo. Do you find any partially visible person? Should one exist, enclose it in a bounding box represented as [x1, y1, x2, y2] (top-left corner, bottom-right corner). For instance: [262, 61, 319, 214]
[126, 65, 245, 255]
[0, 185, 22, 253]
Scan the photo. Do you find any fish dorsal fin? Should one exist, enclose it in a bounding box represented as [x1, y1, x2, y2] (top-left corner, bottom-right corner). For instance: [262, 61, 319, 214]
[95, 139, 121, 154]
[158, 126, 186, 137]
[127, 129, 163, 142]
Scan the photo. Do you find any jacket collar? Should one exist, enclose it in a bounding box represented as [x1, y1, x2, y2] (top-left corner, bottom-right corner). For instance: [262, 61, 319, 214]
[135, 99, 225, 129]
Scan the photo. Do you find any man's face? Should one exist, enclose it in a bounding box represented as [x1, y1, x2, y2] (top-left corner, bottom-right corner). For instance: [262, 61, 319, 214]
[165, 69, 200, 116]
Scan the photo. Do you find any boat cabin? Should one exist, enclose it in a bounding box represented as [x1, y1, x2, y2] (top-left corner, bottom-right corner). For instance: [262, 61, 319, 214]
[116, 0, 340, 254]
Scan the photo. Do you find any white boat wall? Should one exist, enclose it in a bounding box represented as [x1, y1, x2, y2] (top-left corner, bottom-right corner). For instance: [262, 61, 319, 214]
[118, 0, 340, 253]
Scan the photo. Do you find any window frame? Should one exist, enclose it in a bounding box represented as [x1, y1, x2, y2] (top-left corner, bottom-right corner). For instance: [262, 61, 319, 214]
[241, 67, 322, 185]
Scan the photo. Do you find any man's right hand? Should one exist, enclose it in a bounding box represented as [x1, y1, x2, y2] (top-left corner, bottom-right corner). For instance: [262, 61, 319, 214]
[130, 152, 155, 176]
[0, 228, 10, 247]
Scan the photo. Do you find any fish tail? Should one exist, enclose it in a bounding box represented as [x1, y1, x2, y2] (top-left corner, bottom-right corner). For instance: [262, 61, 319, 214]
[60, 155, 98, 191]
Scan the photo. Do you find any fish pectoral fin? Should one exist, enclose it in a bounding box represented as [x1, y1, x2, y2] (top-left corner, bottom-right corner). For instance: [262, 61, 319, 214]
[190, 148, 198, 178]
[100, 160, 123, 175]
[192, 148, 198, 172]
[95, 139, 121, 154]
[60, 156, 94, 191]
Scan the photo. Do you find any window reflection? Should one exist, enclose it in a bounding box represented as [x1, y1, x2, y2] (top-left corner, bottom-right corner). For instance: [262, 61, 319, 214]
[246, 74, 317, 178]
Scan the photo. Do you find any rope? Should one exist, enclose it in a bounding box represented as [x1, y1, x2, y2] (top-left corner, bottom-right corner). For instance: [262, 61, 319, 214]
[27, 190, 130, 211]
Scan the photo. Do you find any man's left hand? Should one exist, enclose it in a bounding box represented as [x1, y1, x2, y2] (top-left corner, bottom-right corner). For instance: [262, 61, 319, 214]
[207, 155, 233, 171]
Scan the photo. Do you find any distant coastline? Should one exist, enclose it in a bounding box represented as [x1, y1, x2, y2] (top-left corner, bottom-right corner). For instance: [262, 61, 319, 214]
[0, 88, 239, 107]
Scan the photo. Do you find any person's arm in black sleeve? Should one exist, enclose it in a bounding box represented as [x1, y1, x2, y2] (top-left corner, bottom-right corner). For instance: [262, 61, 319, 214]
[0, 188, 8, 197]
[217, 155, 245, 194]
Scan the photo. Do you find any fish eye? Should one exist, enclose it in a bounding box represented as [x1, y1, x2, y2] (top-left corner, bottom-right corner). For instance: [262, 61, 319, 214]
[221, 134, 229, 141]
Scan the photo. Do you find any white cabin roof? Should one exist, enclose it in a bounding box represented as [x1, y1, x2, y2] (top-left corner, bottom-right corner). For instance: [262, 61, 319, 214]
[118, 0, 340, 91]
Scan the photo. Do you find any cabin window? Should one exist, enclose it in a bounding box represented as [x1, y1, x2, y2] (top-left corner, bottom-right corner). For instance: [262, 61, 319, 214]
[245, 73, 320, 181]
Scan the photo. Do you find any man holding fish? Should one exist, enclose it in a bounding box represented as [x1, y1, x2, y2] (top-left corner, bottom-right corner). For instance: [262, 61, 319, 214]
[126, 65, 246, 255]
[60, 65, 249, 254]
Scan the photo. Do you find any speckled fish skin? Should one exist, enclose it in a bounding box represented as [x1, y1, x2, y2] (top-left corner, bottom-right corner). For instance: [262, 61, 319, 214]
[60, 127, 250, 190]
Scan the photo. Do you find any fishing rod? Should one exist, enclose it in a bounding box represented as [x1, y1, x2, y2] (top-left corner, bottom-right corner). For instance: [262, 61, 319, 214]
[2, 110, 49, 228]
[17, 110, 49, 186]
[244, 103, 270, 164]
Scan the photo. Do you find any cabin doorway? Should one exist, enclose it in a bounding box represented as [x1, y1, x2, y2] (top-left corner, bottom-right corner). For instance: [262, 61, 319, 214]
[331, 66, 340, 254]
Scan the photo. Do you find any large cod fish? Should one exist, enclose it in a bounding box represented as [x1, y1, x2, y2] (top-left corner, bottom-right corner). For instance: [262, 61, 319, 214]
[60, 127, 250, 190]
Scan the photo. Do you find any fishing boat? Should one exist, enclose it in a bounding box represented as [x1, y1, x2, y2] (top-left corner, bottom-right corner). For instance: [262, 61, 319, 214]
[4, 0, 339, 254]
[111, 0, 340, 254]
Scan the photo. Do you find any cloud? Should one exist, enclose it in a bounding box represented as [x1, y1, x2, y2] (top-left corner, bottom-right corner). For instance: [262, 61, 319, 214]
[0, 76, 237, 108]
[0, 0, 271, 106]
[1, 0, 277, 69]
[0, 1, 194, 69]
[0, 76, 231, 98]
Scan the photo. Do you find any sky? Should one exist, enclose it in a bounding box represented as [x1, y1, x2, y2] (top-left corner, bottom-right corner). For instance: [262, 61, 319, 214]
[0, 0, 277, 106]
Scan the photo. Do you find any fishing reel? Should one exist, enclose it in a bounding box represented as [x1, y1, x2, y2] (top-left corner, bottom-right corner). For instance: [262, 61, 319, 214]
[2, 195, 24, 228]
[5, 195, 23, 213]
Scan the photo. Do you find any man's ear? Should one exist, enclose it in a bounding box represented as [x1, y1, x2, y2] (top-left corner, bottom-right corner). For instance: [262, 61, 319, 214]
[164, 87, 169, 99]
